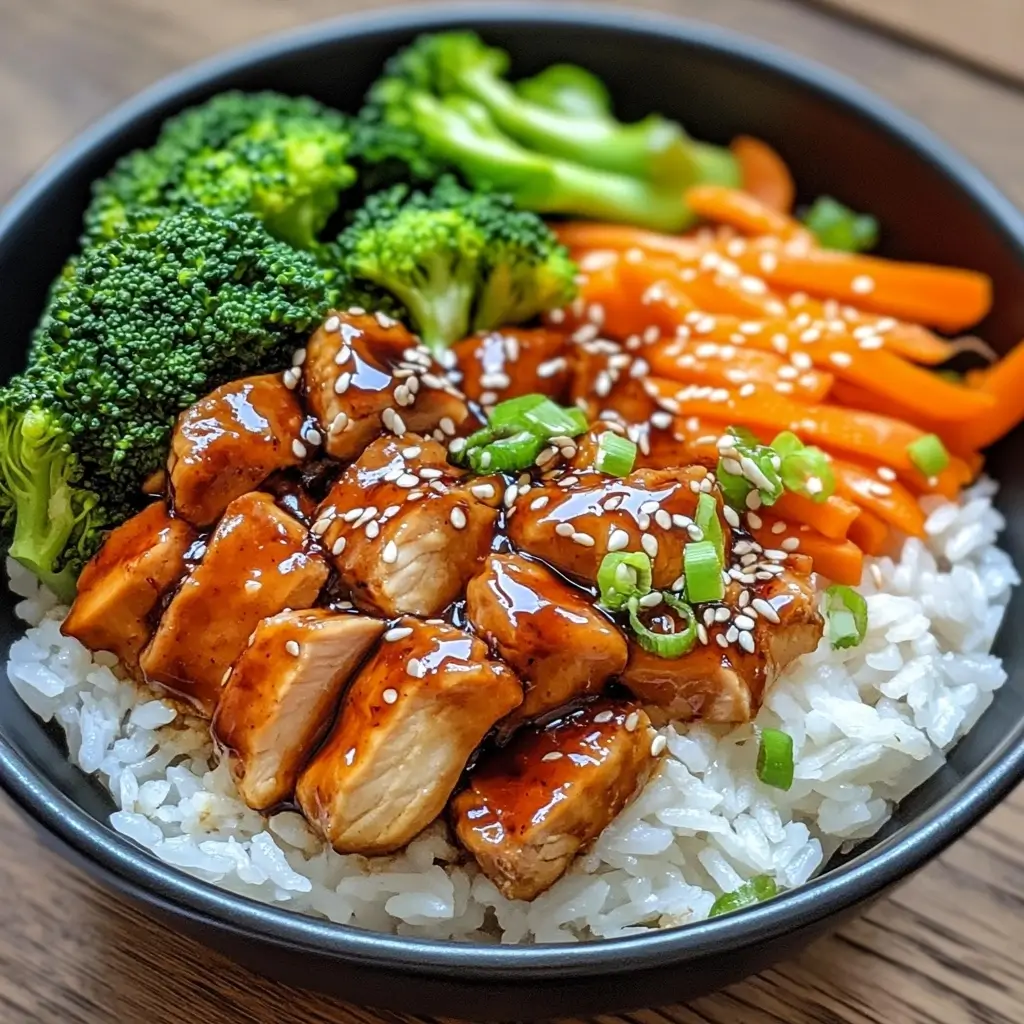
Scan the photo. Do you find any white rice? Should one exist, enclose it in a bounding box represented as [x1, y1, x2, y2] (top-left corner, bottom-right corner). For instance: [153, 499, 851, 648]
[4, 479, 1016, 943]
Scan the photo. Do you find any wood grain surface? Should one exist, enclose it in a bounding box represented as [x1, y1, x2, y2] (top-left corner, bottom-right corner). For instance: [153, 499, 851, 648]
[1, 1, 1023, 1022]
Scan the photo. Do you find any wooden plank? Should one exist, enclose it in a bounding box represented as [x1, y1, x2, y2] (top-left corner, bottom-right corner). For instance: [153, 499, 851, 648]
[0, 2, 1022, 1023]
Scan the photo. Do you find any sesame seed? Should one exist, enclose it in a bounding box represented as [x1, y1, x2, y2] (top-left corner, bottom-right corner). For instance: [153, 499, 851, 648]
[419, 468, 444, 481]
[479, 451, 493, 470]
[470, 483, 495, 501]
[291, 347, 307, 368]
[282, 367, 300, 390]
[382, 540, 399, 564]
[650, 735, 667, 756]
[697, 623, 709, 644]
[572, 531, 596, 547]
[332, 537, 347, 556]
[541, 751, 563, 762]
[523, 495, 547, 513]
[878, 466, 897, 482]
[285, 640, 300, 657]
[751, 598, 780, 623]
[641, 534, 659, 558]
[687, 523, 704, 542]
[304, 428, 322, 447]
[593, 710, 614, 724]
[671, 575, 686, 592]
[638, 591, 662, 609]
[638, 513, 651, 531]
[781, 537, 801, 552]
[739, 383, 757, 398]
[335, 344, 351, 365]
[851, 275, 875, 295]
[829, 351, 853, 368]
[715, 634, 729, 649]
[745, 489, 762, 511]
[329, 411, 349, 435]
[291, 439, 308, 459]
[451, 508, 467, 530]
[243, 579, 261, 593]
[324, 315, 341, 332]
[625, 712, 639, 732]
[608, 528, 630, 551]
[734, 614, 755, 631]
[747, 512, 763, 531]
[722, 505, 740, 528]
[654, 509, 672, 530]
[738, 631, 756, 654]
[311, 518, 331, 537]
[334, 372, 352, 395]
[406, 658, 425, 678]
[504, 484, 518, 508]
[382, 687, 399, 704]
[384, 626, 414, 642]
[365, 521, 380, 539]
[713, 606, 731, 623]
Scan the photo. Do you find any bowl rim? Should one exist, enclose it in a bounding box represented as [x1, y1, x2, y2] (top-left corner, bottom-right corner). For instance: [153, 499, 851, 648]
[2, 0, 1023, 978]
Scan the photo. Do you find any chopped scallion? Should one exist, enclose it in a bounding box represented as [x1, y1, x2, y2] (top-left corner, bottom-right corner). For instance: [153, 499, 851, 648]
[769, 431, 835, 503]
[627, 592, 697, 658]
[597, 551, 652, 611]
[906, 433, 949, 477]
[695, 491, 726, 565]
[684, 540, 724, 604]
[823, 584, 868, 649]
[466, 430, 545, 473]
[708, 875, 779, 918]
[756, 728, 795, 790]
[718, 427, 784, 507]
[595, 432, 637, 477]
[801, 196, 879, 253]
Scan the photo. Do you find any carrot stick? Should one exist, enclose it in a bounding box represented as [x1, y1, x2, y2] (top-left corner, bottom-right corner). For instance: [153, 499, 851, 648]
[751, 516, 864, 585]
[734, 242, 992, 333]
[553, 223, 705, 262]
[956, 341, 1024, 449]
[773, 491, 860, 540]
[848, 509, 891, 556]
[732, 136, 795, 213]
[831, 459, 926, 537]
[685, 185, 809, 241]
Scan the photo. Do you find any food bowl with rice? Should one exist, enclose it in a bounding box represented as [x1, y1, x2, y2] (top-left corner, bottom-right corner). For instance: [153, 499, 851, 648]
[0, 4, 1023, 1018]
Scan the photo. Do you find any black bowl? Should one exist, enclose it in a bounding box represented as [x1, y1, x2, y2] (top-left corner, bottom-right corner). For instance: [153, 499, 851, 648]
[1, 4, 1023, 1019]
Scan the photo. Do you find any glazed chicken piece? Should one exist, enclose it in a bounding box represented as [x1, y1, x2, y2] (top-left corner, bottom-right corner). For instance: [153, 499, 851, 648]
[570, 338, 658, 424]
[466, 553, 627, 726]
[140, 492, 328, 716]
[61, 502, 195, 678]
[508, 465, 728, 591]
[622, 571, 823, 723]
[168, 374, 306, 527]
[451, 699, 662, 902]
[296, 618, 522, 855]
[313, 434, 501, 617]
[213, 609, 384, 811]
[451, 327, 572, 412]
[303, 310, 472, 462]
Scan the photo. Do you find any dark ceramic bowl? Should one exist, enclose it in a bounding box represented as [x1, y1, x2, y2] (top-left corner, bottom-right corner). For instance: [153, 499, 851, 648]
[1, 4, 1023, 1018]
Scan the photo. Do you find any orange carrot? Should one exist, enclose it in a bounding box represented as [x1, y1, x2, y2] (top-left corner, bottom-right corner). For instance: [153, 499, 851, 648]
[734, 242, 992, 332]
[773, 491, 860, 540]
[751, 516, 864, 585]
[732, 136, 795, 213]
[553, 223, 705, 262]
[831, 460, 926, 537]
[848, 509, 891, 556]
[956, 340, 1024, 450]
[685, 185, 808, 241]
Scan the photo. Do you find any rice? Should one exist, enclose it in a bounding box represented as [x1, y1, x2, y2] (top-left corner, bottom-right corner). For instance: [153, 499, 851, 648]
[4, 479, 1016, 943]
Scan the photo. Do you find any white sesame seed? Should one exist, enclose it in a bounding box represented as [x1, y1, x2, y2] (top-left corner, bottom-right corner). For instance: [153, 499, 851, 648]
[243, 579, 261, 593]
[713, 606, 730, 624]
[722, 505, 740, 528]
[716, 634, 729, 649]
[734, 614, 755, 631]
[406, 658, 425, 679]
[555, 522, 575, 537]
[285, 640, 300, 657]
[593, 710, 614, 724]
[829, 351, 853, 368]
[382, 687, 399, 704]
[541, 751, 564, 762]
[382, 540, 399, 564]
[332, 537, 347, 556]
[291, 439, 307, 459]
[638, 513, 651, 532]
[851, 275, 875, 295]
[527, 495, 548, 512]
[877, 466, 897, 482]
[653, 509, 672, 531]
[396, 473, 419, 488]
[650, 735, 667, 756]
[329, 411, 349, 435]
[572, 531, 596, 547]
[739, 383, 756, 398]
[384, 626, 413, 642]
[747, 512, 763, 531]
[608, 528, 630, 552]
[641, 534, 659, 558]
[625, 712, 639, 733]
[451, 508, 467, 530]
[738, 631, 756, 654]
[781, 537, 800, 552]
[304, 428, 322, 447]
[470, 483, 495, 501]
[282, 367, 300, 390]
[334, 372, 352, 395]
[348, 306, 366, 316]
[751, 598, 780, 623]
[311, 518, 330, 537]
[324, 315, 341, 332]
[365, 521, 380, 539]
[334, 344, 351, 365]
[638, 591, 662, 609]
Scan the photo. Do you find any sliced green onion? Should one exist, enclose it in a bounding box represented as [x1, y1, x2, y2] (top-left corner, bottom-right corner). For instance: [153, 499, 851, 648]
[695, 492, 726, 564]
[779, 445, 836, 502]
[906, 433, 950, 477]
[708, 875, 779, 918]
[684, 540, 724, 604]
[490, 394, 587, 439]
[715, 460, 753, 509]
[801, 196, 879, 253]
[627, 593, 697, 658]
[823, 584, 868, 649]
[486, 394, 547, 428]
[770, 430, 804, 459]
[467, 430, 545, 474]
[595, 432, 637, 477]
[597, 551, 652, 611]
[756, 728, 795, 790]
[719, 429, 784, 507]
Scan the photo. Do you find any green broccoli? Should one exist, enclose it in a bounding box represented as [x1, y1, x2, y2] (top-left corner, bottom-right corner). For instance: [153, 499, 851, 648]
[802, 196, 879, 253]
[357, 32, 740, 231]
[337, 176, 576, 351]
[1, 206, 341, 598]
[84, 91, 355, 249]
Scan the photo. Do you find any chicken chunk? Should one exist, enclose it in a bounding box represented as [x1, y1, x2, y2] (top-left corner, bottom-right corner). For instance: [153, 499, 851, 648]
[313, 434, 501, 617]
[466, 553, 627, 726]
[296, 619, 522, 855]
[62, 502, 195, 677]
[570, 338, 658, 425]
[451, 327, 571, 412]
[168, 374, 306, 527]
[622, 571, 823, 723]
[509, 465, 727, 590]
[303, 310, 472, 462]
[451, 699, 662, 901]
[213, 610, 383, 810]
[140, 492, 328, 715]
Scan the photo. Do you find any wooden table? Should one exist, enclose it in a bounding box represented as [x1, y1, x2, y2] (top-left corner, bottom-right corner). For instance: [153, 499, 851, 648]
[1, 1, 1023, 1021]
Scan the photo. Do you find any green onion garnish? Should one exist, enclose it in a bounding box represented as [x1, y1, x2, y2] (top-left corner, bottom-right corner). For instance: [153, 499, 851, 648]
[716, 465, 752, 509]
[708, 875, 779, 918]
[823, 584, 868, 649]
[756, 728, 795, 790]
[778, 445, 835, 503]
[771, 430, 804, 459]
[906, 433, 950, 477]
[490, 394, 587, 438]
[467, 430, 545, 474]
[684, 540, 724, 604]
[597, 551, 653, 611]
[801, 196, 879, 253]
[627, 592, 697, 658]
[695, 491, 726, 565]
[717, 428, 784, 508]
[594, 432, 637, 477]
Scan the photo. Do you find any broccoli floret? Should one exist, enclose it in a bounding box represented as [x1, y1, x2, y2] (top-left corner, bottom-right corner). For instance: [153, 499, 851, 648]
[84, 91, 355, 249]
[2, 206, 340, 597]
[358, 32, 739, 230]
[337, 177, 576, 350]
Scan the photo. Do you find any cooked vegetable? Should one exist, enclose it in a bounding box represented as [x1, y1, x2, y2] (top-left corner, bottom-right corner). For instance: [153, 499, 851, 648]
[0, 207, 339, 598]
[594, 432, 637, 477]
[337, 177, 575, 350]
[732, 135, 795, 212]
[684, 540, 724, 604]
[709, 875, 779, 917]
[823, 584, 869, 649]
[756, 728, 795, 790]
[84, 92, 355, 249]
[489, 394, 587, 436]
[597, 551, 653, 611]
[359, 32, 737, 231]
[515, 63, 611, 118]
[627, 592, 698, 657]
[695, 492, 726, 566]
[906, 433, 951, 477]
[802, 196, 879, 252]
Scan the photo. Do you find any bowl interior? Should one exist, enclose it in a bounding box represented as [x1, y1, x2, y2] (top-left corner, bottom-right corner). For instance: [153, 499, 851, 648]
[0, 6, 1022, 947]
